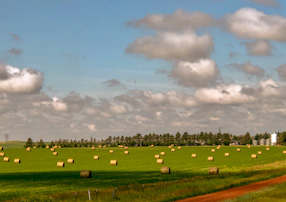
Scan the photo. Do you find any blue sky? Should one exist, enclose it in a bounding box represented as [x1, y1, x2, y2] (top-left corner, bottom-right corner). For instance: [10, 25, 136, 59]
[0, 0, 286, 141]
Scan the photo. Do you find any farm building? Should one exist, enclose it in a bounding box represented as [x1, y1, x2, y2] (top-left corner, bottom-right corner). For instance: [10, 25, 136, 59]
[271, 133, 277, 145]
[229, 140, 240, 146]
[253, 140, 258, 145]
[259, 139, 266, 145]
[266, 138, 271, 146]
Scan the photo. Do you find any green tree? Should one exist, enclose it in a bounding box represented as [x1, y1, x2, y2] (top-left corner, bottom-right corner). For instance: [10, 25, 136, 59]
[25, 137, 34, 148]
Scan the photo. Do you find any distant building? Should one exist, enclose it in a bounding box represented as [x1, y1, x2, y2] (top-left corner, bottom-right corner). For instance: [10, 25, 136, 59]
[266, 138, 271, 146]
[230, 140, 240, 146]
[253, 140, 258, 145]
[260, 139, 266, 145]
[271, 133, 277, 145]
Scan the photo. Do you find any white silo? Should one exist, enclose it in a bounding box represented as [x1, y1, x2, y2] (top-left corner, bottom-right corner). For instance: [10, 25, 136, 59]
[271, 133, 277, 145]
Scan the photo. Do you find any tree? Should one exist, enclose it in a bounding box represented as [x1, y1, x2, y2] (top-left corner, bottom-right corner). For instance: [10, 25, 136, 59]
[36, 139, 46, 148]
[25, 137, 34, 148]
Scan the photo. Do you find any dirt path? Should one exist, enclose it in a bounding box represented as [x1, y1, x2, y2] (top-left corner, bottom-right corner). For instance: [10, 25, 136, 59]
[176, 175, 286, 202]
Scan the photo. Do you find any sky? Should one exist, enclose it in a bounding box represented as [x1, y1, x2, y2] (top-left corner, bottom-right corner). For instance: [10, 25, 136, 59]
[0, 0, 286, 141]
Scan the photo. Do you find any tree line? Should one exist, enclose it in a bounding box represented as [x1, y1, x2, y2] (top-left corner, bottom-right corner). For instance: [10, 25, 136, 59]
[25, 131, 286, 148]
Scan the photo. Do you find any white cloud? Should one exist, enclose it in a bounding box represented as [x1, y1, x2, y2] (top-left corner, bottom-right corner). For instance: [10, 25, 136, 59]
[128, 9, 217, 31]
[85, 124, 96, 132]
[0, 65, 43, 93]
[243, 41, 273, 56]
[277, 64, 286, 81]
[171, 59, 220, 87]
[126, 30, 213, 62]
[110, 103, 127, 114]
[35, 97, 68, 112]
[225, 8, 286, 41]
[259, 79, 280, 96]
[229, 61, 265, 77]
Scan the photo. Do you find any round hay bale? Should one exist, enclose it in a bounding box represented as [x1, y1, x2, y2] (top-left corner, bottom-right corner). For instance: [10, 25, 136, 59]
[80, 170, 91, 178]
[91, 146, 95, 150]
[151, 144, 154, 147]
[155, 154, 160, 159]
[171, 144, 174, 147]
[157, 159, 164, 164]
[208, 156, 214, 161]
[237, 148, 241, 152]
[53, 152, 58, 156]
[168, 146, 172, 149]
[251, 154, 257, 159]
[103, 145, 106, 148]
[3, 157, 9, 162]
[160, 152, 165, 156]
[225, 153, 230, 157]
[0, 146, 3, 150]
[14, 159, 21, 164]
[67, 159, 74, 164]
[211, 149, 215, 152]
[160, 167, 170, 174]
[98, 145, 102, 148]
[94, 155, 99, 160]
[124, 151, 129, 155]
[216, 146, 220, 149]
[124, 146, 128, 150]
[33, 146, 37, 149]
[209, 167, 219, 175]
[46, 145, 50, 149]
[50, 148, 55, 152]
[109, 150, 114, 154]
[53, 145, 58, 148]
[258, 151, 262, 155]
[171, 149, 175, 152]
[26, 147, 31, 151]
[58, 146, 61, 148]
[110, 160, 117, 165]
[0, 152, 5, 157]
[192, 154, 197, 158]
[247, 145, 251, 148]
[283, 151, 286, 154]
[266, 148, 270, 151]
[57, 161, 64, 167]
[178, 146, 182, 149]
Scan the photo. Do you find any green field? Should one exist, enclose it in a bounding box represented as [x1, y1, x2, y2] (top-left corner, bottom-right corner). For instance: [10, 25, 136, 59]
[0, 145, 286, 201]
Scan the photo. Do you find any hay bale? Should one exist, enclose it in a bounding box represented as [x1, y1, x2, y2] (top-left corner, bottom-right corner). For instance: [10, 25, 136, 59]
[33, 146, 37, 149]
[171, 149, 175, 152]
[266, 148, 270, 151]
[54, 146, 58, 148]
[155, 154, 160, 159]
[57, 162, 65, 167]
[283, 151, 286, 154]
[160, 167, 170, 174]
[157, 159, 164, 164]
[258, 151, 262, 155]
[53, 152, 58, 156]
[178, 146, 182, 149]
[237, 148, 241, 152]
[91, 146, 95, 150]
[109, 150, 114, 154]
[0, 146, 3, 150]
[50, 148, 55, 152]
[14, 159, 21, 164]
[171, 144, 174, 147]
[251, 154, 257, 159]
[26, 147, 31, 151]
[208, 156, 214, 161]
[98, 145, 102, 148]
[217, 146, 221, 149]
[168, 146, 172, 149]
[209, 167, 219, 175]
[247, 145, 251, 148]
[225, 153, 230, 157]
[94, 155, 99, 160]
[211, 149, 215, 152]
[58, 146, 61, 148]
[124, 146, 128, 150]
[160, 152, 165, 156]
[67, 159, 74, 164]
[110, 160, 117, 165]
[124, 151, 129, 155]
[0, 152, 5, 157]
[80, 170, 91, 178]
[103, 145, 106, 148]
[192, 154, 197, 158]
[46, 145, 50, 149]
[3, 157, 9, 162]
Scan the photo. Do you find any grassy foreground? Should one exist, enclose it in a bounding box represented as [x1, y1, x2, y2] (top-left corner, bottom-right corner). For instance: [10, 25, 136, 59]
[0, 145, 286, 201]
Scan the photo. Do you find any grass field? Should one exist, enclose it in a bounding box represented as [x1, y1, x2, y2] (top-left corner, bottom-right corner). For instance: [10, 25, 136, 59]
[0, 145, 286, 201]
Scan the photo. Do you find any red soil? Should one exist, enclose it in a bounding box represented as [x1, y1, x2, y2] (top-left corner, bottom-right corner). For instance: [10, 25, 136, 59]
[176, 175, 286, 202]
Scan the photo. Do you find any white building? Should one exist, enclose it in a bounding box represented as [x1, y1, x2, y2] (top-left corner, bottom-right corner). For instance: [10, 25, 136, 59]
[271, 133, 277, 145]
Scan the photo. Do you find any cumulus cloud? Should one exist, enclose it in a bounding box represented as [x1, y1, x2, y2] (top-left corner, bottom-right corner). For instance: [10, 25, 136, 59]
[126, 30, 214, 62]
[85, 124, 96, 132]
[248, 0, 279, 7]
[0, 64, 43, 93]
[128, 9, 217, 31]
[171, 59, 220, 87]
[229, 61, 265, 77]
[225, 7, 286, 41]
[35, 97, 68, 112]
[194, 84, 256, 105]
[277, 64, 286, 81]
[243, 41, 273, 56]
[259, 79, 280, 96]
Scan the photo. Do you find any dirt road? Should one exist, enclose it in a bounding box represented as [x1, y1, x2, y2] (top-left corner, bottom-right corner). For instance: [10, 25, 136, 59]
[176, 175, 286, 202]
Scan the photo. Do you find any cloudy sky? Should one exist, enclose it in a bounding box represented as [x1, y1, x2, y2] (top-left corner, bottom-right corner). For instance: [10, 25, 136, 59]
[1, 0, 286, 141]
